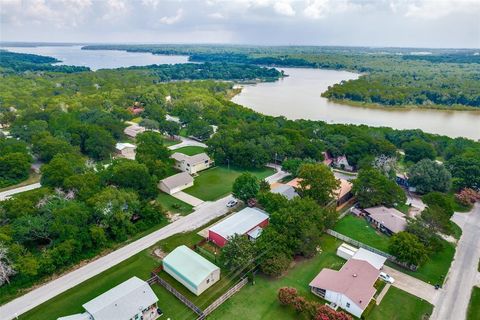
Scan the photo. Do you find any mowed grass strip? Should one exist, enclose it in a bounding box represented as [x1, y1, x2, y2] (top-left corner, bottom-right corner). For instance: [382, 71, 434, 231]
[173, 146, 206, 156]
[185, 166, 274, 201]
[368, 286, 433, 320]
[157, 193, 193, 216]
[333, 215, 390, 252]
[467, 286, 480, 320]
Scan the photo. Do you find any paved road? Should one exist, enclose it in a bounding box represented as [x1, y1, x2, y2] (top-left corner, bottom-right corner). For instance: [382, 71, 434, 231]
[0, 182, 42, 201]
[0, 170, 286, 319]
[431, 203, 480, 320]
[383, 265, 438, 304]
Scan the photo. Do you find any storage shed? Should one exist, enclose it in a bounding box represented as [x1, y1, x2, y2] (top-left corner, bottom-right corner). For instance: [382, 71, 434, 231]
[336, 243, 358, 260]
[162, 245, 220, 296]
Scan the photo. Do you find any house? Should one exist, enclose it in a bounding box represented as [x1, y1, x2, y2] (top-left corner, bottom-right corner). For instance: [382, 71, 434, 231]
[208, 207, 269, 247]
[270, 183, 299, 200]
[58, 277, 159, 320]
[171, 152, 214, 175]
[364, 206, 407, 235]
[336, 243, 387, 270]
[162, 245, 220, 296]
[124, 124, 146, 138]
[158, 172, 194, 195]
[335, 179, 353, 206]
[333, 155, 354, 172]
[115, 142, 136, 160]
[309, 259, 380, 318]
[395, 173, 409, 188]
[322, 152, 333, 166]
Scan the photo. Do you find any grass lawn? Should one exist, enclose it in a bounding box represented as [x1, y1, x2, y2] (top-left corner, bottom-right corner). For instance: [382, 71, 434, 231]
[450, 220, 462, 240]
[333, 215, 391, 252]
[162, 136, 181, 147]
[156, 193, 193, 216]
[467, 286, 480, 320]
[173, 146, 206, 155]
[394, 202, 410, 214]
[209, 235, 345, 320]
[387, 240, 455, 285]
[185, 166, 275, 201]
[368, 286, 433, 320]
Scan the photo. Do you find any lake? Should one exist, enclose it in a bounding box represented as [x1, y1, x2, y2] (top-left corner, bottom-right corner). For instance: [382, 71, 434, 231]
[2, 46, 479, 140]
[1, 45, 189, 70]
[233, 68, 480, 140]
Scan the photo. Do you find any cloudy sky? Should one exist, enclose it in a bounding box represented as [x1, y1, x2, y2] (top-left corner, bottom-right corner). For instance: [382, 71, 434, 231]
[1, 0, 479, 48]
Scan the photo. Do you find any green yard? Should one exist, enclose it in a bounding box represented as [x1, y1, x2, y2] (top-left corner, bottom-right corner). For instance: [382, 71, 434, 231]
[156, 193, 193, 216]
[467, 286, 480, 320]
[333, 215, 391, 252]
[368, 286, 433, 320]
[162, 136, 181, 147]
[185, 166, 275, 201]
[173, 146, 206, 155]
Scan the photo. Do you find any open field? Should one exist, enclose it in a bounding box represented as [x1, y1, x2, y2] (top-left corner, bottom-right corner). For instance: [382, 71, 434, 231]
[333, 215, 390, 252]
[368, 286, 433, 320]
[156, 193, 193, 216]
[467, 286, 480, 320]
[173, 146, 206, 155]
[185, 166, 274, 201]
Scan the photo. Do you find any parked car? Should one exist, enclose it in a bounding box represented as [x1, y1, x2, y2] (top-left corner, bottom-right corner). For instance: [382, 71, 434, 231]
[379, 272, 395, 284]
[226, 199, 238, 208]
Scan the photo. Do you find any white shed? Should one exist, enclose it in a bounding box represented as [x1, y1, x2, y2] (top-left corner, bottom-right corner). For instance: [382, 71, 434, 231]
[336, 243, 358, 260]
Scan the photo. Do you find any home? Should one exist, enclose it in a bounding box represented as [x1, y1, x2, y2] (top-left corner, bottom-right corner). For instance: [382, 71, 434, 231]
[158, 172, 194, 195]
[336, 243, 387, 270]
[115, 142, 136, 160]
[58, 277, 160, 320]
[322, 152, 333, 166]
[123, 124, 146, 138]
[171, 152, 214, 175]
[208, 207, 269, 247]
[335, 179, 353, 206]
[333, 155, 354, 172]
[162, 245, 220, 296]
[270, 183, 299, 200]
[364, 206, 407, 236]
[309, 259, 380, 318]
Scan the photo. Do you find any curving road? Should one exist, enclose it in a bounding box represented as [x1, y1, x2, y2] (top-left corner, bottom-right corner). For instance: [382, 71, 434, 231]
[432, 203, 480, 320]
[0, 183, 41, 201]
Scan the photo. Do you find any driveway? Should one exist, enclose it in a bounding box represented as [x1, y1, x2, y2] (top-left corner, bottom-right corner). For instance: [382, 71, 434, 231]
[431, 203, 480, 320]
[171, 191, 204, 207]
[168, 136, 207, 151]
[0, 182, 42, 201]
[382, 265, 438, 304]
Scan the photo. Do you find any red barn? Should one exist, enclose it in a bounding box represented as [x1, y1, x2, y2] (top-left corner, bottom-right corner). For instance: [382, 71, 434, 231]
[208, 207, 269, 247]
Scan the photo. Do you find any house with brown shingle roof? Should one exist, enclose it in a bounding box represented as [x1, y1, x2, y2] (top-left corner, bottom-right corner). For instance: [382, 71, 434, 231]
[309, 259, 380, 318]
[364, 206, 407, 236]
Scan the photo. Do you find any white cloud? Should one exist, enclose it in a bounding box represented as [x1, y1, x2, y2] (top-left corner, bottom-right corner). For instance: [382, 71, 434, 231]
[208, 12, 226, 19]
[303, 0, 330, 19]
[159, 8, 184, 25]
[273, 1, 295, 16]
[391, 0, 480, 20]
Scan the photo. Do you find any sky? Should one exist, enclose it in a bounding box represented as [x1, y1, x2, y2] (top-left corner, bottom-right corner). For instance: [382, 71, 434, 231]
[0, 0, 479, 48]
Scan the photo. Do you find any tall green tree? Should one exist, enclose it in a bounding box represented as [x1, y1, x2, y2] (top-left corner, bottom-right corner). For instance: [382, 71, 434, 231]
[402, 139, 436, 163]
[232, 173, 260, 202]
[408, 159, 452, 194]
[389, 232, 428, 266]
[297, 163, 339, 206]
[221, 234, 256, 272]
[40, 153, 86, 188]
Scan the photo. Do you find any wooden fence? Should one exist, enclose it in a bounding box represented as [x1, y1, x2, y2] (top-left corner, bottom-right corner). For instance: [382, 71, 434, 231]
[326, 229, 417, 271]
[199, 278, 249, 319]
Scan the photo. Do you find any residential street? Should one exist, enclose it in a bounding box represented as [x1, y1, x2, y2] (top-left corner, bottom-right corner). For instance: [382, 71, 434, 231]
[0, 182, 41, 201]
[431, 203, 480, 320]
[0, 169, 285, 320]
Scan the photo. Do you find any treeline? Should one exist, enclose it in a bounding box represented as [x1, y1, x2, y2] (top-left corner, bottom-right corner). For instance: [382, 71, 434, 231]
[0, 50, 90, 73]
[82, 44, 480, 109]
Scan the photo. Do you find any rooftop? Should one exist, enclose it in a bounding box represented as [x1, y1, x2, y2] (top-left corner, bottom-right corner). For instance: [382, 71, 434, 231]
[271, 184, 298, 200]
[81, 277, 158, 320]
[364, 206, 407, 233]
[159, 172, 194, 190]
[209, 207, 269, 240]
[115, 142, 136, 150]
[352, 248, 387, 270]
[171, 152, 210, 165]
[163, 245, 219, 287]
[309, 259, 379, 310]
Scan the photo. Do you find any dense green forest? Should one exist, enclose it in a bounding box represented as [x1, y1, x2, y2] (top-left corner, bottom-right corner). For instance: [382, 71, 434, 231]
[83, 44, 480, 109]
[0, 49, 479, 303]
[0, 50, 90, 73]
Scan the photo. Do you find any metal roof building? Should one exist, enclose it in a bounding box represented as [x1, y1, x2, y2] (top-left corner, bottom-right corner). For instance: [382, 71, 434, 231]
[163, 245, 220, 296]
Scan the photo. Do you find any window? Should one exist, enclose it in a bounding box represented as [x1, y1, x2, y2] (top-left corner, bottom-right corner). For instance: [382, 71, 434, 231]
[346, 302, 350, 308]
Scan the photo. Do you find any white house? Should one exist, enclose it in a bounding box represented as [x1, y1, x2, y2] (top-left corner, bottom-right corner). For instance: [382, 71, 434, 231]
[58, 277, 159, 320]
[163, 245, 220, 296]
[333, 155, 354, 171]
[158, 172, 194, 195]
[171, 152, 213, 175]
[309, 259, 380, 318]
[115, 142, 136, 160]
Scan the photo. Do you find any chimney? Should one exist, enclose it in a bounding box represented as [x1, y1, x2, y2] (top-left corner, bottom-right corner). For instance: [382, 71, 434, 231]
[353, 273, 357, 277]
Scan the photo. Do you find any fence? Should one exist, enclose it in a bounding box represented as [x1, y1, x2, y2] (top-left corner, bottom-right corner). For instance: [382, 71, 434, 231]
[326, 229, 417, 270]
[199, 278, 249, 319]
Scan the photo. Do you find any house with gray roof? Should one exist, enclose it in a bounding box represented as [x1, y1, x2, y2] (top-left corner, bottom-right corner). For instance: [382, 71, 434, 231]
[58, 277, 159, 320]
[271, 184, 298, 200]
[163, 245, 220, 296]
[364, 206, 407, 235]
[158, 172, 194, 195]
[171, 152, 213, 175]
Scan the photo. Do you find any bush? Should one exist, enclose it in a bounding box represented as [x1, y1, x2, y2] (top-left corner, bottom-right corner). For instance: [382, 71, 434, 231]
[455, 188, 480, 206]
[278, 287, 298, 305]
